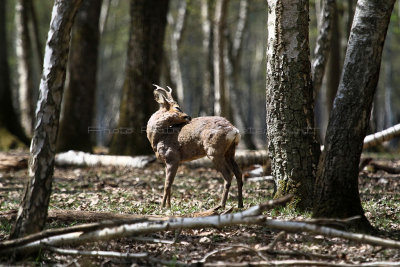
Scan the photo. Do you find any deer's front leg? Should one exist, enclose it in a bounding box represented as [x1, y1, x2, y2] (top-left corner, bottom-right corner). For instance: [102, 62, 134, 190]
[161, 161, 179, 208]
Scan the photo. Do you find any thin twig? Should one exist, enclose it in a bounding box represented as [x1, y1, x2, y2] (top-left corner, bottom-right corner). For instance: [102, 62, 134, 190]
[266, 230, 286, 251]
[131, 236, 175, 244]
[45, 245, 148, 258]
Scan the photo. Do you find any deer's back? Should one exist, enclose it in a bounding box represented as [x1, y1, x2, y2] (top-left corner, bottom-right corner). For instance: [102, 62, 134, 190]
[178, 116, 240, 162]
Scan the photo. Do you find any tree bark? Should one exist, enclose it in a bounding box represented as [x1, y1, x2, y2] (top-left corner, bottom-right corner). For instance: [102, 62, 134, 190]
[15, 0, 35, 137]
[57, 0, 102, 153]
[313, 0, 395, 231]
[312, 0, 336, 97]
[383, 26, 393, 131]
[109, 0, 169, 155]
[10, 0, 83, 240]
[213, 0, 229, 118]
[168, 0, 187, 106]
[0, 0, 29, 148]
[200, 0, 214, 116]
[226, 0, 256, 150]
[325, 3, 340, 117]
[266, 0, 320, 210]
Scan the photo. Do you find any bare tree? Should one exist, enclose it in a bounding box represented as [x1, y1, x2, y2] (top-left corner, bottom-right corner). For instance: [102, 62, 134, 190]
[15, 0, 35, 137]
[266, 0, 320, 210]
[0, 0, 29, 147]
[10, 0, 83, 240]
[200, 0, 214, 116]
[109, 0, 169, 155]
[226, 0, 256, 149]
[168, 0, 188, 106]
[213, 0, 229, 118]
[57, 0, 102, 153]
[312, 0, 336, 97]
[313, 0, 396, 231]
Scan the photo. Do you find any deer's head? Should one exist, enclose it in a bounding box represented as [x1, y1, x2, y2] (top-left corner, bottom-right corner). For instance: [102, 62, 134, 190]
[152, 84, 191, 126]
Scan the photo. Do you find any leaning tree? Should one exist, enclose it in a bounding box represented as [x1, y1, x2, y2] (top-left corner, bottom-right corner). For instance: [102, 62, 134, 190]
[11, 0, 83, 239]
[313, 0, 396, 231]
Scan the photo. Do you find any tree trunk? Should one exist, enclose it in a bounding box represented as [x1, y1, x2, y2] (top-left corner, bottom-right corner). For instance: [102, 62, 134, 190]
[384, 27, 393, 131]
[321, 1, 341, 141]
[213, 0, 229, 118]
[200, 0, 214, 116]
[57, 0, 102, 153]
[325, 3, 340, 116]
[266, 0, 320, 210]
[312, 0, 336, 98]
[168, 0, 187, 106]
[226, 0, 256, 149]
[313, 0, 395, 231]
[15, 0, 35, 137]
[10, 0, 82, 240]
[109, 0, 169, 155]
[0, 0, 29, 148]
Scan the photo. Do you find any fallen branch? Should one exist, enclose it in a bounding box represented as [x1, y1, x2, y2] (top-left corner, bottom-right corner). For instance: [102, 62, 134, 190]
[363, 123, 400, 149]
[0, 196, 291, 254]
[263, 220, 400, 249]
[45, 245, 148, 258]
[0, 209, 165, 223]
[2, 196, 400, 258]
[45, 246, 188, 266]
[185, 150, 269, 168]
[55, 150, 156, 168]
[369, 161, 400, 174]
[203, 260, 400, 267]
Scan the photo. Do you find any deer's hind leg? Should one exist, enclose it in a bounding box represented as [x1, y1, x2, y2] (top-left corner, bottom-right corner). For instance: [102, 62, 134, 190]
[211, 156, 233, 209]
[225, 144, 244, 208]
[162, 161, 179, 208]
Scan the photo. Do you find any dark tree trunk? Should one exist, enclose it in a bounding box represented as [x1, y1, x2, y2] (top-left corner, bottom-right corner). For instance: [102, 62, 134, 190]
[109, 0, 169, 155]
[0, 0, 29, 148]
[15, 0, 35, 137]
[325, 3, 340, 116]
[10, 0, 82, 240]
[313, 0, 395, 232]
[57, 0, 102, 153]
[266, 0, 320, 210]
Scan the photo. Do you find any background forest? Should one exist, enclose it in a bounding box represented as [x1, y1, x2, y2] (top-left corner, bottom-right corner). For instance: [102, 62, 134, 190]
[1, 0, 400, 265]
[2, 0, 400, 153]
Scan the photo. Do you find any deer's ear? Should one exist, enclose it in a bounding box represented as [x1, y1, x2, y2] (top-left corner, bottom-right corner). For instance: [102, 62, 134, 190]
[154, 90, 170, 107]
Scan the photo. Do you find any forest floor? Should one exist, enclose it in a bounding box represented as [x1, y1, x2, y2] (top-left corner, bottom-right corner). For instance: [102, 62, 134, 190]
[0, 151, 400, 266]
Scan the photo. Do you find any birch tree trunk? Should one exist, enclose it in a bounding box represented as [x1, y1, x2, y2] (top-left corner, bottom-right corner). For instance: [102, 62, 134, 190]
[266, 0, 320, 210]
[0, 0, 29, 148]
[168, 0, 187, 106]
[312, 0, 335, 97]
[15, 0, 34, 137]
[10, 0, 82, 240]
[109, 0, 169, 155]
[213, 0, 229, 118]
[313, 0, 395, 231]
[200, 0, 214, 115]
[57, 0, 102, 153]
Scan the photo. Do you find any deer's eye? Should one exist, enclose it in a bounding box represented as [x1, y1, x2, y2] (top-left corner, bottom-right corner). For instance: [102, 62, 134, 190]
[174, 107, 183, 112]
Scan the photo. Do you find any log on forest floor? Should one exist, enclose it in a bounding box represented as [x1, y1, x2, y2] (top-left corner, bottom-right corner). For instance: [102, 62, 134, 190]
[0, 210, 167, 224]
[55, 151, 156, 168]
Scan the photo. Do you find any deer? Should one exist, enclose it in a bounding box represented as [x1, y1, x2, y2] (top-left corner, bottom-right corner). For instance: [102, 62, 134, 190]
[146, 84, 243, 209]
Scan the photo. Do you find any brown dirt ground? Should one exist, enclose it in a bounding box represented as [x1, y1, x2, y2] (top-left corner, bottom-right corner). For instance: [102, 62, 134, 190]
[0, 153, 399, 266]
